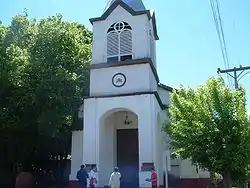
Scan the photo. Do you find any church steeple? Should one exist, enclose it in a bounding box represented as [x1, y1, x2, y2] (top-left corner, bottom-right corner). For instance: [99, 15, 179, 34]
[104, 0, 146, 12]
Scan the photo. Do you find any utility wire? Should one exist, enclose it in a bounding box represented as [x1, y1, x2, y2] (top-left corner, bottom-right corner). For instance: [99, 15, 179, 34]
[215, 0, 230, 69]
[211, 0, 232, 87]
[210, 0, 232, 88]
[210, 0, 226, 65]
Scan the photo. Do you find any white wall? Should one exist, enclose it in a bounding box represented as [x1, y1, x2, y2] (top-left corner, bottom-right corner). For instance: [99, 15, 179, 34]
[168, 159, 210, 179]
[70, 131, 83, 181]
[180, 159, 210, 179]
[155, 113, 163, 185]
[149, 18, 157, 67]
[149, 65, 158, 92]
[92, 5, 150, 64]
[114, 111, 138, 129]
[99, 114, 115, 186]
[157, 87, 171, 106]
[90, 63, 157, 96]
[82, 99, 98, 165]
[83, 94, 159, 187]
[180, 159, 199, 178]
[96, 94, 154, 163]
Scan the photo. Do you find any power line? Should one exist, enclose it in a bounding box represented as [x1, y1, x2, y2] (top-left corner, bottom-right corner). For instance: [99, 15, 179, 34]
[215, 0, 230, 69]
[210, 0, 232, 87]
[210, 0, 226, 67]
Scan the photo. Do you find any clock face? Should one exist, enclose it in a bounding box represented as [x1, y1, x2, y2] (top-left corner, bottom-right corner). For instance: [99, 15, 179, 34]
[112, 73, 126, 87]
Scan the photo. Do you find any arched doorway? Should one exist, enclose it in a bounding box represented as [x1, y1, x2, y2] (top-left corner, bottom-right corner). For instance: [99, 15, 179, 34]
[99, 109, 139, 188]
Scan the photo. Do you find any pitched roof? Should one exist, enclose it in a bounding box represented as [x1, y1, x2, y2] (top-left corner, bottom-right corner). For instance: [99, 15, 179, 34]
[89, 0, 159, 40]
[104, 0, 146, 12]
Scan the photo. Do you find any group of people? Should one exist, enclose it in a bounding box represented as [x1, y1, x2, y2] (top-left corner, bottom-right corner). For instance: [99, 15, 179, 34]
[14, 164, 158, 188]
[76, 165, 122, 188]
[76, 165, 97, 188]
[76, 165, 158, 188]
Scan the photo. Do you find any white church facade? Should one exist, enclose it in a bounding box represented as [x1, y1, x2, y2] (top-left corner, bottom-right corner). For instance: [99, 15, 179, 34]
[69, 0, 210, 188]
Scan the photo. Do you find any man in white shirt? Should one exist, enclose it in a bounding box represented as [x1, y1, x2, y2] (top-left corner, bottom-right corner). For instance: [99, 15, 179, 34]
[109, 167, 121, 188]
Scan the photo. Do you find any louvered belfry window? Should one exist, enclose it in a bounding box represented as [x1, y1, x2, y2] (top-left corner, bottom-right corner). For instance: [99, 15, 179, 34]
[107, 22, 132, 63]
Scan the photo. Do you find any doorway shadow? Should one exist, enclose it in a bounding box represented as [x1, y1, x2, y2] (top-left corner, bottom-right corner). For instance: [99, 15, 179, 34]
[117, 129, 139, 188]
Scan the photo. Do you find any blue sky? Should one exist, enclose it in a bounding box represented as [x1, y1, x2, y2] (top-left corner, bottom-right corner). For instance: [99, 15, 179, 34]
[1, 0, 250, 110]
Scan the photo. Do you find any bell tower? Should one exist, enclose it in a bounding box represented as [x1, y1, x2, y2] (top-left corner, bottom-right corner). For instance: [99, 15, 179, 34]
[89, 0, 159, 96]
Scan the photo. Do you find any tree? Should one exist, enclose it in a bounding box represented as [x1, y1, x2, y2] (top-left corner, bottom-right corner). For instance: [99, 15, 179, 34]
[0, 12, 92, 186]
[165, 77, 250, 188]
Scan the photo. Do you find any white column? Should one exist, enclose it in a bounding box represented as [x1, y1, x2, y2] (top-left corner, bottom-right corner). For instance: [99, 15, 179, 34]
[98, 115, 115, 187]
[138, 110, 153, 163]
[70, 131, 83, 181]
[82, 98, 97, 165]
[138, 106, 154, 188]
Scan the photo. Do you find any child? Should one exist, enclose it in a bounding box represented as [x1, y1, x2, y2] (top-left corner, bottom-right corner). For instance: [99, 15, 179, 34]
[89, 166, 98, 188]
[146, 168, 158, 188]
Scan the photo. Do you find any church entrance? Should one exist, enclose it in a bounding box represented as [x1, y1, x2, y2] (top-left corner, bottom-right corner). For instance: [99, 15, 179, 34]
[98, 110, 139, 187]
[117, 129, 139, 188]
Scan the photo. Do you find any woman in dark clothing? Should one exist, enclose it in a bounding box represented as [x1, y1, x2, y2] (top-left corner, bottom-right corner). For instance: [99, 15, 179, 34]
[76, 165, 89, 188]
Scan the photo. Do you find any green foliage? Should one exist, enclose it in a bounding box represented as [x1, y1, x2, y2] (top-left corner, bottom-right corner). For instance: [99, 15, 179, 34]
[165, 77, 250, 183]
[0, 12, 91, 183]
[1, 12, 91, 133]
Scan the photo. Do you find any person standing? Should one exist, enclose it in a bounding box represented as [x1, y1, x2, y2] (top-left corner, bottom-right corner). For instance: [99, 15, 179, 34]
[146, 168, 158, 188]
[108, 167, 121, 188]
[88, 166, 98, 188]
[76, 165, 89, 188]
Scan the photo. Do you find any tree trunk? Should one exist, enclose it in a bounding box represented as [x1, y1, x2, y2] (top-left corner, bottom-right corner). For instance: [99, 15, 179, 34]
[222, 171, 232, 188]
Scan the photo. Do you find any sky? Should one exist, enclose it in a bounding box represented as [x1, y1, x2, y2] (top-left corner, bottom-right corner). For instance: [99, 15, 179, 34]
[1, 0, 250, 110]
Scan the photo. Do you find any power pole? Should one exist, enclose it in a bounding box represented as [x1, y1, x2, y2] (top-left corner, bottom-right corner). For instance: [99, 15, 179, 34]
[218, 66, 250, 188]
[217, 65, 250, 89]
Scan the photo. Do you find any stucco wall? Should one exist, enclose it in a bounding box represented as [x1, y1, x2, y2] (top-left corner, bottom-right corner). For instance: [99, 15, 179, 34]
[99, 114, 114, 186]
[70, 131, 83, 181]
[83, 94, 156, 165]
[169, 159, 210, 179]
[83, 94, 158, 187]
[180, 159, 210, 179]
[153, 98, 164, 186]
[90, 63, 157, 96]
[157, 87, 171, 106]
[149, 18, 157, 68]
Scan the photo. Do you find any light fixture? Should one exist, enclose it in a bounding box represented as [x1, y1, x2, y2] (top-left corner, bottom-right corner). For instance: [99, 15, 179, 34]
[124, 112, 132, 125]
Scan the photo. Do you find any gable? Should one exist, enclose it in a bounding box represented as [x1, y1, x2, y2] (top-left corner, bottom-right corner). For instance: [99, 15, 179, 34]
[89, 0, 159, 40]
[104, 0, 146, 12]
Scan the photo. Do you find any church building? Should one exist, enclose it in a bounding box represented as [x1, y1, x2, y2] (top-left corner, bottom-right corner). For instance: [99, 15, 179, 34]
[70, 0, 210, 187]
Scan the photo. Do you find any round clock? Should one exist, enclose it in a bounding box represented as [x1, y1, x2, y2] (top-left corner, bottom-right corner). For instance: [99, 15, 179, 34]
[112, 73, 126, 87]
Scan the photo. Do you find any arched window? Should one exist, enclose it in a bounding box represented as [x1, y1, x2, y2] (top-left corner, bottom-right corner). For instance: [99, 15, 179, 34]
[107, 22, 132, 63]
